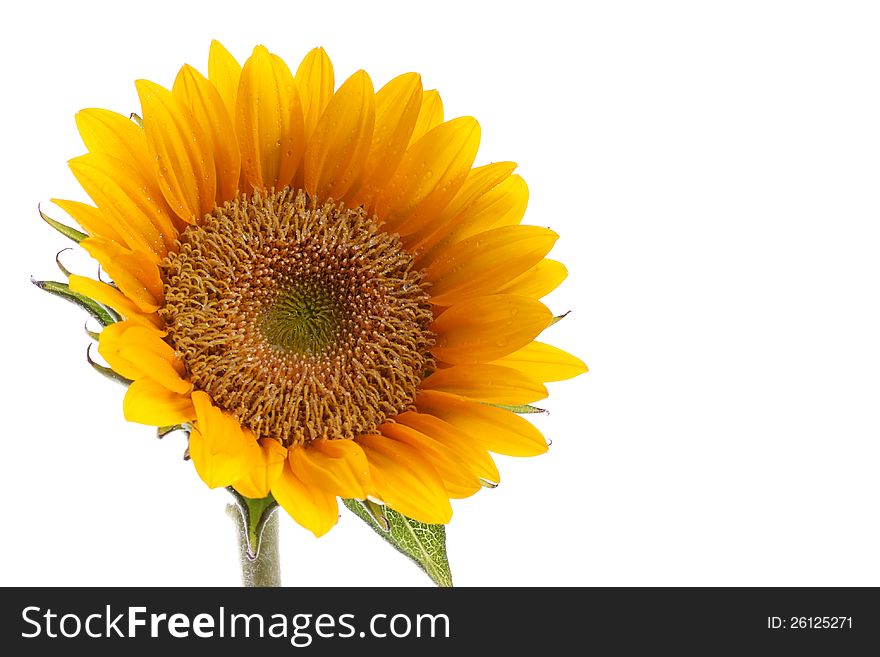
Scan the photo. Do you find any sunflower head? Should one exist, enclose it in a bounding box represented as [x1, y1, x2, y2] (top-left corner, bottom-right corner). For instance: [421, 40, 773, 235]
[41, 41, 587, 540]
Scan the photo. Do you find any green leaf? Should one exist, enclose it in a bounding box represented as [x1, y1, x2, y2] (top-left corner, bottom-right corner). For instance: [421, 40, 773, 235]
[487, 403, 547, 414]
[343, 499, 452, 587]
[39, 205, 87, 243]
[227, 489, 278, 560]
[32, 279, 117, 326]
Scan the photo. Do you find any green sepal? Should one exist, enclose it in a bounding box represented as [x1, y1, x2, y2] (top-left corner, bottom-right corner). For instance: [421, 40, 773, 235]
[487, 403, 547, 414]
[39, 205, 87, 243]
[227, 489, 278, 561]
[548, 310, 570, 327]
[157, 423, 191, 439]
[130, 112, 144, 128]
[343, 499, 452, 587]
[32, 279, 117, 326]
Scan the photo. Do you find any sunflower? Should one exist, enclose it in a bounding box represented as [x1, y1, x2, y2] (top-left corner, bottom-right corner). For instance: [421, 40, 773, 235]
[48, 41, 586, 538]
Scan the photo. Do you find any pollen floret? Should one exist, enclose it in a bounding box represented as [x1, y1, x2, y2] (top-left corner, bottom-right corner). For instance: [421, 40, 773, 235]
[161, 189, 435, 445]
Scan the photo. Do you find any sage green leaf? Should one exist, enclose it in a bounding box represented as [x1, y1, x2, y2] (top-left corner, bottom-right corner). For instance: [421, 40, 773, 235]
[39, 205, 87, 243]
[227, 489, 278, 560]
[487, 403, 547, 414]
[32, 279, 117, 326]
[343, 499, 452, 587]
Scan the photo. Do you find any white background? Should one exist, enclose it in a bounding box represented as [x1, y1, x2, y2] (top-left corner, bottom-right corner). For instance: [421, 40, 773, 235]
[1, 0, 878, 586]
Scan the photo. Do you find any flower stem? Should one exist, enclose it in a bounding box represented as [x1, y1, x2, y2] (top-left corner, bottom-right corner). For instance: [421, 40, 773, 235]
[227, 500, 281, 587]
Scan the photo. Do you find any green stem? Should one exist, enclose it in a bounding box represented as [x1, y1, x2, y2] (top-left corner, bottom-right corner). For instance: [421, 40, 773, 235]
[227, 501, 281, 587]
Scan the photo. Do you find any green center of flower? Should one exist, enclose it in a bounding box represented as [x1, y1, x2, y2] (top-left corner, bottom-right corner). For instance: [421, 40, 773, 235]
[159, 189, 435, 446]
[260, 279, 342, 356]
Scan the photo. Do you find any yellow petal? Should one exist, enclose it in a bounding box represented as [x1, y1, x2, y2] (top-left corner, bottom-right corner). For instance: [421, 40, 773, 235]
[431, 294, 552, 364]
[208, 40, 242, 125]
[409, 161, 518, 252]
[408, 89, 443, 145]
[236, 46, 304, 191]
[377, 117, 481, 236]
[118, 334, 191, 395]
[357, 433, 452, 524]
[172, 65, 241, 204]
[354, 72, 423, 197]
[136, 79, 216, 223]
[395, 411, 500, 484]
[189, 391, 260, 489]
[123, 378, 195, 426]
[75, 108, 152, 176]
[426, 225, 558, 306]
[68, 275, 164, 329]
[69, 153, 177, 259]
[52, 199, 126, 245]
[80, 237, 163, 312]
[288, 439, 371, 499]
[233, 439, 288, 499]
[304, 70, 375, 202]
[415, 390, 548, 457]
[497, 259, 568, 299]
[271, 460, 339, 537]
[379, 422, 481, 498]
[98, 321, 153, 380]
[420, 364, 547, 404]
[295, 47, 334, 140]
[97, 321, 184, 390]
[491, 341, 588, 382]
[441, 174, 529, 246]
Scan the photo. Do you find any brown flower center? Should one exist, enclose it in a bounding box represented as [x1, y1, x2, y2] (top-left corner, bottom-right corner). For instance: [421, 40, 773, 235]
[160, 189, 434, 446]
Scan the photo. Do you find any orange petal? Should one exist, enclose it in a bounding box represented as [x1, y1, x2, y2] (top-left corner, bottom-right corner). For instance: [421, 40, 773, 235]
[426, 225, 558, 306]
[420, 363, 547, 404]
[208, 40, 242, 126]
[189, 391, 261, 489]
[232, 439, 288, 499]
[75, 108, 152, 176]
[52, 199, 126, 245]
[415, 390, 548, 457]
[431, 294, 552, 364]
[408, 89, 443, 145]
[69, 153, 177, 259]
[172, 65, 241, 204]
[80, 237, 163, 312]
[395, 411, 500, 484]
[295, 47, 335, 140]
[377, 117, 480, 236]
[304, 70, 375, 202]
[379, 422, 481, 498]
[236, 46, 304, 191]
[68, 275, 164, 329]
[137, 79, 216, 223]
[491, 341, 588, 382]
[497, 259, 568, 299]
[357, 433, 452, 524]
[271, 460, 339, 537]
[123, 378, 195, 426]
[288, 439, 371, 499]
[354, 72, 423, 198]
